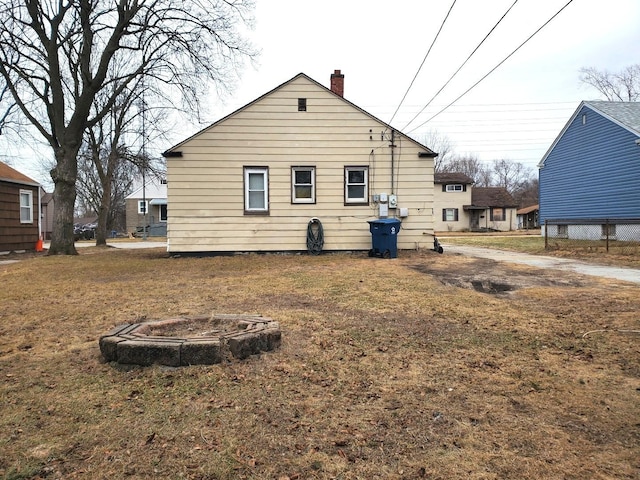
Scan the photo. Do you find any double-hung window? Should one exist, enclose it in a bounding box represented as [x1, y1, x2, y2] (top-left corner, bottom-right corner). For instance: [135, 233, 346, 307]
[292, 166, 315, 203]
[442, 208, 459, 221]
[244, 167, 269, 213]
[445, 184, 464, 192]
[344, 166, 369, 205]
[138, 200, 148, 215]
[19, 190, 33, 223]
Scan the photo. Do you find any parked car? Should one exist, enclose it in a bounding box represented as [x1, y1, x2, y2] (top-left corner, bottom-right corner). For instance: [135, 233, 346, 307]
[74, 223, 96, 241]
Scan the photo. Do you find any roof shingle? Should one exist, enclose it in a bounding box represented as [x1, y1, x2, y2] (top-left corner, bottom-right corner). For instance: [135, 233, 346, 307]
[471, 187, 517, 208]
[0, 161, 40, 186]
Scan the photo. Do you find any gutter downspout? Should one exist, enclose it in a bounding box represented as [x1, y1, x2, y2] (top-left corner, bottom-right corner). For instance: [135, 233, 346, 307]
[38, 187, 42, 240]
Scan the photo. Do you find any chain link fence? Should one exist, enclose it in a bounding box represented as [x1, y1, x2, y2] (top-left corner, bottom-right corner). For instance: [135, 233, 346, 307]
[544, 218, 640, 255]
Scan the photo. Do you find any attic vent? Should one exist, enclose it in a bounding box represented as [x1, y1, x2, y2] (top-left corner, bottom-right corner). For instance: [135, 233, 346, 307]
[298, 98, 307, 112]
[582, 113, 587, 125]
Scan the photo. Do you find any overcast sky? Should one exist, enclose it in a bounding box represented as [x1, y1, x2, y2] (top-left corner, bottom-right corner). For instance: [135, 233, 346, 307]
[212, 0, 639, 171]
[6, 0, 640, 187]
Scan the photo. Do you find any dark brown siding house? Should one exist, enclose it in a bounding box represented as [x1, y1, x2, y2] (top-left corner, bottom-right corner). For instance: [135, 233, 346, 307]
[0, 161, 41, 253]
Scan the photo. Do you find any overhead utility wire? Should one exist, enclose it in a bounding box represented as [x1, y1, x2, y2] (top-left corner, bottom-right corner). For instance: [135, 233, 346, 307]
[402, 0, 519, 131]
[407, 0, 575, 134]
[388, 0, 457, 126]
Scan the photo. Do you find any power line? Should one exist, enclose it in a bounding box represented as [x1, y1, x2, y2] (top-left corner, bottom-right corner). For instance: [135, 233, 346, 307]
[402, 0, 519, 131]
[408, 0, 575, 134]
[388, 0, 457, 126]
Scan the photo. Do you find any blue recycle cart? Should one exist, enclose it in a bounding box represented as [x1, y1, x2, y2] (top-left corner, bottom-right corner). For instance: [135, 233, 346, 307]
[367, 218, 401, 259]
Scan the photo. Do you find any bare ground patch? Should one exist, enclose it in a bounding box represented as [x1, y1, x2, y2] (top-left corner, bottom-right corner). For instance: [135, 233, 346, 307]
[409, 256, 588, 294]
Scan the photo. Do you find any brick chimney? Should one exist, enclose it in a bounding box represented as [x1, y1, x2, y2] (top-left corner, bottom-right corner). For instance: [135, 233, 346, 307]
[330, 69, 344, 97]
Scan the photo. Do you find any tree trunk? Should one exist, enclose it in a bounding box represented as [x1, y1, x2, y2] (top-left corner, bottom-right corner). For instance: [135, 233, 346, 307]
[94, 179, 112, 246]
[48, 150, 79, 255]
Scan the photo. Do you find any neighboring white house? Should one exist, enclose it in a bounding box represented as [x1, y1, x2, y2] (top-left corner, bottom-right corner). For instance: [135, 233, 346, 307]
[125, 176, 168, 236]
[434, 173, 474, 232]
[163, 70, 438, 254]
[434, 174, 518, 232]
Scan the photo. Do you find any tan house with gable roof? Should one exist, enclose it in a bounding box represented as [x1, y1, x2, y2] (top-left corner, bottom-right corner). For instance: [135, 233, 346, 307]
[163, 71, 438, 255]
[434, 173, 518, 232]
[434, 172, 474, 232]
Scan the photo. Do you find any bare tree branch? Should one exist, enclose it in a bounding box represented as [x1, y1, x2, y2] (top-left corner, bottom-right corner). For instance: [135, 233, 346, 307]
[0, 0, 257, 254]
[580, 65, 640, 101]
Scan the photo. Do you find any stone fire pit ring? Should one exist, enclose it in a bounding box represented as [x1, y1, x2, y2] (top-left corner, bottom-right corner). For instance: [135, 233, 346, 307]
[99, 314, 281, 367]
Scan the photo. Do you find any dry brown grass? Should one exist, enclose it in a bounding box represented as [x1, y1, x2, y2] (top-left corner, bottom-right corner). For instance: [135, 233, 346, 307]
[1, 247, 639, 479]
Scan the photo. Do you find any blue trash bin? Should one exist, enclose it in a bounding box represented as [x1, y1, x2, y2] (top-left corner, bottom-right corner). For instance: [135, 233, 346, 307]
[367, 218, 401, 258]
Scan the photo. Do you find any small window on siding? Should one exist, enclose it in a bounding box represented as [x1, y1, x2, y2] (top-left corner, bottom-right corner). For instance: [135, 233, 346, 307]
[160, 204, 168, 222]
[138, 200, 148, 214]
[557, 224, 568, 238]
[344, 166, 369, 205]
[582, 114, 587, 125]
[601, 224, 616, 237]
[445, 184, 464, 192]
[298, 98, 307, 112]
[292, 166, 315, 203]
[244, 167, 269, 214]
[442, 208, 459, 222]
[20, 190, 33, 223]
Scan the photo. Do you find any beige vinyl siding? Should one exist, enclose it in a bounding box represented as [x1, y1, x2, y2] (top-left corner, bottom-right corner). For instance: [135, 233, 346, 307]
[167, 75, 434, 253]
[433, 184, 473, 232]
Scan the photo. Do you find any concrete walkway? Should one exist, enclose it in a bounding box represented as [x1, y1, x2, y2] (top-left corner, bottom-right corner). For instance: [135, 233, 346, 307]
[44, 240, 167, 249]
[443, 244, 640, 285]
[0, 241, 167, 265]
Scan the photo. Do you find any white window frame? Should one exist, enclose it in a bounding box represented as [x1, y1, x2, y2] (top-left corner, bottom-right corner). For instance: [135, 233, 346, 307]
[19, 190, 33, 223]
[291, 166, 316, 204]
[244, 167, 269, 213]
[344, 166, 369, 205]
[446, 184, 463, 192]
[137, 200, 148, 215]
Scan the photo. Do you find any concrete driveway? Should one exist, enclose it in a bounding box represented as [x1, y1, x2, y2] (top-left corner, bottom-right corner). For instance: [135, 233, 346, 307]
[442, 244, 640, 285]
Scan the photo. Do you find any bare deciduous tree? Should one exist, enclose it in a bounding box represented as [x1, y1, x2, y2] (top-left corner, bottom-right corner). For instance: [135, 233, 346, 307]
[511, 176, 539, 208]
[439, 153, 492, 186]
[417, 129, 455, 172]
[78, 72, 167, 246]
[491, 159, 532, 194]
[579, 65, 640, 102]
[0, 0, 257, 254]
[0, 80, 16, 135]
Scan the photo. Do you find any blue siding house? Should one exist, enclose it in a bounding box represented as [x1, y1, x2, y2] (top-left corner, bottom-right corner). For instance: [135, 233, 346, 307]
[538, 101, 640, 240]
